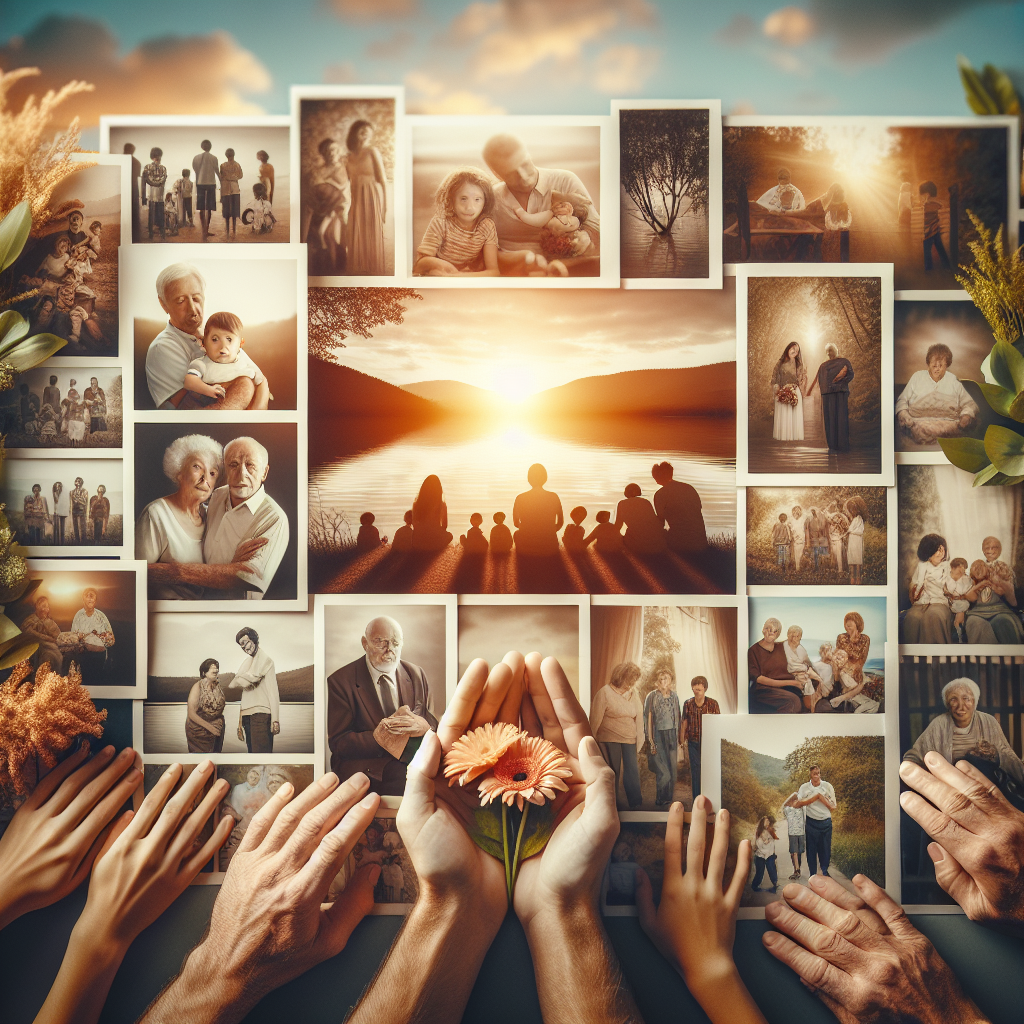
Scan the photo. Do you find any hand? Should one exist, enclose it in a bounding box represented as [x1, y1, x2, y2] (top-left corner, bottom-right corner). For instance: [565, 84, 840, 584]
[211, 718, 225, 737]
[899, 753, 1024, 935]
[898, 411, 913, 428]
[213, 384, 227, 399]
[835, 366, 848, 380]
[959, 414, 973, 429]
[972, 739, 1000, 762]
[387, 710, 430, 736]
[271, 721, 280, 735]
[763, 874, 985, 1024]
[0, 744, 142, 929]
[231, 536, 268, 565]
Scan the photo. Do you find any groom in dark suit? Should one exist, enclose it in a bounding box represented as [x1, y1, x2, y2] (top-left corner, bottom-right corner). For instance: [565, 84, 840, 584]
[327, 614, 438, 795]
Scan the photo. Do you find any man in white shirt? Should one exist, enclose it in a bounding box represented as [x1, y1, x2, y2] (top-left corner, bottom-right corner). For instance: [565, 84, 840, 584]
[756, 167, 806, 212]
[203, 437, 289, 601]
[795, 764, 837, 878]
[895, 342, 979, 446]
[225, 626, 280, 753]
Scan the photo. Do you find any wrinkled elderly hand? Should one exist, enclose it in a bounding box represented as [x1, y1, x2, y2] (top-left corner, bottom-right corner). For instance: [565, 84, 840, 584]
[900, 752, 1024, 936]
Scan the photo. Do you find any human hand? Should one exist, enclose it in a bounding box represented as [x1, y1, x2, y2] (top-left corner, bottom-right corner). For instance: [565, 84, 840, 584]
[237, 725, 245, 742]
[899, 753, 1024, 936]
[898, 411, 913, 428]
[0, 744, 142, 929]
[387, 709, 429, 736]
[271, 721, 280, 736]
[211, 718, 225, 737]
[835, 366, 848, 380]
[972, 739, 1000, 762]
[763, 873, 985, 1024]
[212, 384, 227, 399]
[231, 536, 268, 566]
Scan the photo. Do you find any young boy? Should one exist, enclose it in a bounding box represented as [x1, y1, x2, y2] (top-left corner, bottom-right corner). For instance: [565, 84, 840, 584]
[182, 311, 268, 405]
[562, 506, 587, 552]
[142, 147, 168, 240]
[919, 181, 950, 272]
[356, 512, 387, 550]
[176, 169, 194, 226]
[772, 513, 793, 568]
[585, 510, 624, 554]
[489, 511, 513, 553]
[459, 513, 488, 553]
[945, 556, 972, 643]
[391, 510, 414, 552]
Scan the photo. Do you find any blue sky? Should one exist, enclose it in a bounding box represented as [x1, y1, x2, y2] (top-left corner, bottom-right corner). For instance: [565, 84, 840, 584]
[1, 0, 1022, 145]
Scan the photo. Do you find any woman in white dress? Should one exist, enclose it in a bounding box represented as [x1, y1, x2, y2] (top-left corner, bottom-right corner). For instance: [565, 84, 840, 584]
[770, 342, 807, 442]
[789, 505, 806, 572]
[845, 497, 866, 585]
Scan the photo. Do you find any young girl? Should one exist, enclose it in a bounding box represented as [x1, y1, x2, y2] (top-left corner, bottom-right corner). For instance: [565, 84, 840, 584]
[751, 816, 779, 893]
[845, 497, 866, 585]
[414, 167, 500, 277]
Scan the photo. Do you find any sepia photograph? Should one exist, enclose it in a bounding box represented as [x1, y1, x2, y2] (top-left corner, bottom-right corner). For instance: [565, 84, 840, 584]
[722, 117, 1018, 292]
[898, 464, 1024, 645]
[330, 807, 418, 913]
[747, 596, 886, 715]
[308, 285, 736, 596]
[143, 609, 314, 755]
[601, 820, 671, 912]
[745, 486, 887, 586]
[591, 602, 737, 811]
[102, 118, 290, 244]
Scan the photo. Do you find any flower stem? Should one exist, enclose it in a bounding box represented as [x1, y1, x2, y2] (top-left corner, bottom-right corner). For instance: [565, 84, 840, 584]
[502, 802, 511, 904]
[509, 801, 530, 896]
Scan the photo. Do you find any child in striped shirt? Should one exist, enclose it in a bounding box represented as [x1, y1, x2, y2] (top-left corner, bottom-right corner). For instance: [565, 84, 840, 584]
[414, 167, 500, 277]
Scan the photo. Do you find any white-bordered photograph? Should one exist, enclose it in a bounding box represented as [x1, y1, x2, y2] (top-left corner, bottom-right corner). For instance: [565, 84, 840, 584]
[612, 99, 722, 289]
[0, 559, 147, 698]
[601, 814, 672, 917]
[701, 712, 890, 917]
[407, 114, 618, 286]
[101, 116, 290, 245]
[142, 607, 315, 757]
[737, 263, 894, 486]
[590, 596, 740, 812]
[721, 115, 1020, 296]
[123, 245, 305, 414]
[316, 594, 456, 801]
[292, 85, 403, 282]
[135, 421, 304, 609]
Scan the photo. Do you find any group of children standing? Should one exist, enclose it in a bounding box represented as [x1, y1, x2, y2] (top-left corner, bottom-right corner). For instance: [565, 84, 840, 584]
[771, 499, 866, 585]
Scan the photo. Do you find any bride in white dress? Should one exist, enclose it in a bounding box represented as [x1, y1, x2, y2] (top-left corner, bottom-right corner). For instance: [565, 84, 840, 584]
[770, 342, 807, 441]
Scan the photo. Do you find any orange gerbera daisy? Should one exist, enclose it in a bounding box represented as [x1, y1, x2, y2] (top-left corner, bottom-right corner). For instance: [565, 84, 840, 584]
[477, 734, 572, 810]
[443, 722, 522, 786]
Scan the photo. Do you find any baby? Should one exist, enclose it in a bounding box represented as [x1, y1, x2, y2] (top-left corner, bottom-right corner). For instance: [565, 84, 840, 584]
[183, 312, 268, 405]
[562, 506, 587, 552]
[829, 649, 879, 714]
[945, 556, 972, 643]
[459, 512, 488, 553]
[489, 511, 513, 553]
[356, 512, 387, 550]
[584, 510, 624, 554]
[514, 190, 594, 258]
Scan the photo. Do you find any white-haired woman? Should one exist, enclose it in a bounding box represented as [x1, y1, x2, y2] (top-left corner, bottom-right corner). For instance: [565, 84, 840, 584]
[806, 342, 855, 452]
[747, 617, 803, 714]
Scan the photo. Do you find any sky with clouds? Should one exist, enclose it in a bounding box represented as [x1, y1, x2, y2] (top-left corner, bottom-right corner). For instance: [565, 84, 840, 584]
[1, 0, 1021, 148]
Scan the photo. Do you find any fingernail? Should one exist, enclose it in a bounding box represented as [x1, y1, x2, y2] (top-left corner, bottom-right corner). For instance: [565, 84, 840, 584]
[360, 794, 377, 809]
[925, 751, 940, 767]
[809, 874, 825, 890]
[320, 772, 339, 790]
[200, 759, 213, 772]
[927, 844, 945, 863]
[583, 736, 599, 756]
[276, 782, 294, 800]
[718, 808, 728, 822]
[764, 902, 781, 918]
[899, 791, 912, 807]
[763, 930, 779, 945]
[898, 761, 913, 777]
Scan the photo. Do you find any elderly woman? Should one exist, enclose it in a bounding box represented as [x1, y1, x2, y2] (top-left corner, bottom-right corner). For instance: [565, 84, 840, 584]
[806, 343, 855, 452]
[747, 617, 803, 714]
[896, 343, 978, 447]
[590, 661, 644, 810]
[185, 657, 227, 753]
[836, 611, 871, 686]
[904, 677, 1024, 797]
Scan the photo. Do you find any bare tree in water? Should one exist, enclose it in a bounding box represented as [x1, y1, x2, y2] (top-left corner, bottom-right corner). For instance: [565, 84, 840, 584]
[620, 109, 709, 236]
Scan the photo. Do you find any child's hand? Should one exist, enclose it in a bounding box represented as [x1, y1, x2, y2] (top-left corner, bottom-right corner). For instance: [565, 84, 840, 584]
[212, 384, 227, 399]
[514, 207, 528, 222]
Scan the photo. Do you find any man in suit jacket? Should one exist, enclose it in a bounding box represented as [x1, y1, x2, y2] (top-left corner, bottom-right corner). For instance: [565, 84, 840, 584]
[327, 614, 438, 795]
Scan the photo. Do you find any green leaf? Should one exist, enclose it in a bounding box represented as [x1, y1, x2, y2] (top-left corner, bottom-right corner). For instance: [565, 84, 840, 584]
[984, 424, 1024, 476]
[939, 436, 991, 473]
[981, 63, 1022, 116]
[989, 341, 1024, 394]
[958, 55, 998, 114]
[974, 463, 1000, 486]
[1008, 391, 1024, 423]
[988, 472, 1024, 486]
[0, 202, 31, 274]
[1, 332, 67, 371]
[0, 639, 37, 670]
[518, 802, 556, 860]
[469, 806, 505, 860]
[0, 311, 29, 347]
[971, 380, 1016, 418]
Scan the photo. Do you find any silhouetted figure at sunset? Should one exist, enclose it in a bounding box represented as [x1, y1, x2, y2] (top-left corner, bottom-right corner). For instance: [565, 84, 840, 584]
[391, 510, 414, 552]
[562, 506, 587, 552]
[357, 511, 387, 551]
[585, 510, 624, 554]
[652, 461, 707, 554]
[460, 513, 488, 553]
[489, 511, 513, 553]
[512, 463, 563, 556]
[411, 475, 452, 550]
[615, 483, 667, 555]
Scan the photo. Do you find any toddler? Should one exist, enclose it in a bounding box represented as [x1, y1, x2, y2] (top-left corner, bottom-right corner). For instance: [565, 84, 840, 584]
[356, 511, 387, 550]
[391, 510, 414, 552]
[829, 649, 879, 714]
[243, 182, 276, 234]
[164, 192, 180, 236]
[585, 510, 624, 554]
[562, 506, 587, 552]
[945, 556, 972, 642]
[183, 312, 268, 405]
[414, 167, 500, 277]
[514, 190, 594, 258]
[771, 512, 792, 567]
[459, 512, 488, 553]
[489, 511, 513, 553]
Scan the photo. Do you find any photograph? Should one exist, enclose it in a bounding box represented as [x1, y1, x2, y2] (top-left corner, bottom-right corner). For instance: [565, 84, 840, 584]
[739, 265, 892, 483]
[899, 654, 1024, 905]
[409, 116, 617, 285]
[308, 285, 736, 596]
[329, 808, 417, 913]
[6, 155, 127, 357]
[601, 820, 672, 912]
[722, 117, 1018, 292]
[747, 596, 886, 715]
[143, 609, 314, 755]
[614, 100, 721, 288]
[745, 486, 887, 586]
[141, 764, 217, 874]
[590, 602, 738, 811]
[124, 246, 303, 412]
[703, 713, 886, 912]
[0, 562, 145, 696]
[102, 118, 290, 244]
[898, 464, 1024, 645]
[320, 596, 454, 797]
[135, 421, 300, 605]
[1, 366, 123, 449]
[3, 457, 124, 552]
[295, 88, 399, 279]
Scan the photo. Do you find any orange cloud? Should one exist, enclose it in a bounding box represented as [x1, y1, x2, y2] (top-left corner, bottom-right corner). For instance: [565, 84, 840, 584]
[404, 71, 506, 114]
[762, 6, 817, 47]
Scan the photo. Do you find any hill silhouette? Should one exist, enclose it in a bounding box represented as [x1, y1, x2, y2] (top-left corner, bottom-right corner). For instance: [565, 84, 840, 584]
[401, 380, 501, 412]
[147, 664, 314, 702]
[748, 749, 789, 790]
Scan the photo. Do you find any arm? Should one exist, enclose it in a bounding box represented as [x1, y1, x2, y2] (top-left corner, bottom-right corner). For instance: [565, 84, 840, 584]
[817, 786, 837, 812]
[182, 372, 226, 400]
[147, 557, 262, 591]
[514, 208, 556, 227]
[370, 148, 387, 221]
[806, 369, 820, 397]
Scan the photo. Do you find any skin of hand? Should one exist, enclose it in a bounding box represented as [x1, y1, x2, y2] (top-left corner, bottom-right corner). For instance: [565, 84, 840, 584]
[271, 721, 281, 736]
[138, 771, 381, 1024]
[386, 710, 430, 736]
[899, 752, 1024, 936]
[0, 744, 143, 930]
[762, 873, 987, 1024]
[636, 798, 765, 1024]
[236, 725, 245, 742]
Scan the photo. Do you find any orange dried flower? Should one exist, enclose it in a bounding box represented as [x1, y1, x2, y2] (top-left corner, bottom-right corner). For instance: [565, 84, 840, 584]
[444, 722, 522, 786]
[477, 734, 572, 810]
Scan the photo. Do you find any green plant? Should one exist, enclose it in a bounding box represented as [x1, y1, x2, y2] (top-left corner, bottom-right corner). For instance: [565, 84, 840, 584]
[958, 56, 1022, 117]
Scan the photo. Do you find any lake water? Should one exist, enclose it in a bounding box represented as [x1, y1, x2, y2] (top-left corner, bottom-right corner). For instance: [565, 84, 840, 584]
[310, 417, 736, 546]
[620, 189, 710, 279]
[144, 703, 314, 754]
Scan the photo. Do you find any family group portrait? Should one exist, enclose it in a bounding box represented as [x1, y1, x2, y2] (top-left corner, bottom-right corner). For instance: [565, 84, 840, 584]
[745, 486, 887, 586]
[330, 810, 418, 911]
[135, 422, 298, 603]
[142, 610, 314, 755]
[298, 94, 396, 278]
[104, 121, 289, 244]
[747, 596, 886, 715]
[590, 603, 737, 812]
[898, 464, 1024, 645]
[308, 285, 736, 596]
[128, 251, 300, 412]
[722, 119, 1015, 291]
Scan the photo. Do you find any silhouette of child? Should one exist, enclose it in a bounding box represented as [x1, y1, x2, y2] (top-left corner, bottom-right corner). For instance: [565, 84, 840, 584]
[585, 510, 624, 554]
[391, 510, 414, 552]
[356, 511, 387, 550]
[489, 511, 513, 553]
[562, 506, 587, 552]
[460, 512, 488, 554]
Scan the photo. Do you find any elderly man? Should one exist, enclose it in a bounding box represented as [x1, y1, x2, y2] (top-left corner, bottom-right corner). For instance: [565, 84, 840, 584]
[756, 167, 806, 212]
[481, 133, 601, 276]
[795, 764, 836, 878]
[203, 437, 289, 601]
[144, 263, 269, 411]
[21, 596, 63, 674]
[224, 625, 280, 753]
[326, 614, 437, 796]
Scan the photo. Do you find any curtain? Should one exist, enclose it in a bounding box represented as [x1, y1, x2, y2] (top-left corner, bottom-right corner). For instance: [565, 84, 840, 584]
[939, 465, 1021, 568]
[667, 605, 738, 713]
[590, 606, 643, 707]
